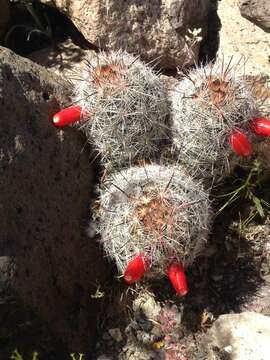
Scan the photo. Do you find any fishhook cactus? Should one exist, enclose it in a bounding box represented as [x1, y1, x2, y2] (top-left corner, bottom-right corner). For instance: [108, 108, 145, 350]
[70, 50, 169, 170]
[96, 164, 211, 295]
[171, 58, 258, 184]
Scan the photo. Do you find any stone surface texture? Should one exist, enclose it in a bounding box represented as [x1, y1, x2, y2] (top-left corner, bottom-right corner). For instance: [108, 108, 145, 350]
[0, 47, 108, 353]
[206, 312, 270, 360]
[239, 0, 270, 33]
[218, 0, 270, 76]
[28, 40, 92, 78]
[0, 0, 9, 40]
[40, 0, 210, 69]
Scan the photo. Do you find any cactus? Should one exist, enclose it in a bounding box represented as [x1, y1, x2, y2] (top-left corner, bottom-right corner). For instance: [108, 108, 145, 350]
[171, 59, 257, 184]
[96, 164, 211, 278]
[73, 50, 169, 171]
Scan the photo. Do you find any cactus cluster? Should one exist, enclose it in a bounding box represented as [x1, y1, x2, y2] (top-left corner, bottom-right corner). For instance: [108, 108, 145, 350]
[97, 164, 211, 276]
[53, 51, 270, 294]
[171, 59, 257, 183]
[73, 50, 169, 170]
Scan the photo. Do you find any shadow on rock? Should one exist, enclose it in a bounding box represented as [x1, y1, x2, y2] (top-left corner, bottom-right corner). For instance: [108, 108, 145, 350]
[0, 47, 111, 358]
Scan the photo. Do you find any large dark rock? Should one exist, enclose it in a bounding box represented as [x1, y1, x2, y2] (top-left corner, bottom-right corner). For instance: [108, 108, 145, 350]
[0, 0, 9, 40]
[0, 47, 109, 353]
[239, 0, 270, 32]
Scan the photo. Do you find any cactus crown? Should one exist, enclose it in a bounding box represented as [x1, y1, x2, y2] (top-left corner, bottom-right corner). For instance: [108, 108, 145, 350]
[89, 56, 127, 94]
[74, 50, 169, 171]
[182, 58, 256, 125]
[134, 191, 174, 237]
[195, 76, 238, 108]
[171, 58, 257, 183]
[97, 164, 211, 276]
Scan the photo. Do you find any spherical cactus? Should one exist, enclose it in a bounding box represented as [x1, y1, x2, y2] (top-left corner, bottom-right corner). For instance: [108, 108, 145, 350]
[96, 164, 211, 283]
[73, 50, 169, 170]
[171, 59, 257, 184]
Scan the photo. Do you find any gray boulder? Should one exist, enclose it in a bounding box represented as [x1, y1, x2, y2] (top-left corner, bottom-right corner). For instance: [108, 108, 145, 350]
[40, 0, 211, 69]
[205, 312, 270, 360]
[239, 0, 270, 32]
[0, 47, 109, 353]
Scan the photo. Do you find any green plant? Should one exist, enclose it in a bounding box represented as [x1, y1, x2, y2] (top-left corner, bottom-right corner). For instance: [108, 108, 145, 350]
[90, 284, 105, 299]
[10, 349, 38, 360]
[216, 160, 270, 227]
[10, 350, 86, 360]
[70, 354, 85, 360]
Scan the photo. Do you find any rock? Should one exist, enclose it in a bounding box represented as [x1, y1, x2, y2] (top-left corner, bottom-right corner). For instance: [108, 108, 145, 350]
[0, 47, 109, 353]
[206, 312, 270, 360]
[0, 256, 13, 283]
[0, 0, 9, 40]
[256, 139, 270, 171]
[28, 40, 93, 79]
[239, 283, 270, 316]
[108, 328, 123, 342]
[246, 75, 270, 117]
[40, 0, 210, 69]
[239, 0, 270, 33]
[218, 0, 270, 76]
[122, 339, 157, 360]
[133, 292, 161, 321]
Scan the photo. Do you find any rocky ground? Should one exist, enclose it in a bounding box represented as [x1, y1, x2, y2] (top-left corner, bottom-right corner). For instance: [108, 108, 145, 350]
[93, 192, 270, 359]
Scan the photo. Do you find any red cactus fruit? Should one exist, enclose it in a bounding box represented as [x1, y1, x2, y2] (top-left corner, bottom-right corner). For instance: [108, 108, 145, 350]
[229, 130, 252, 157]
[124, 254, 149, 284]
[167, 262, 189, 296]
[250, 117, 270, 137]
[53, 105, 83, 127]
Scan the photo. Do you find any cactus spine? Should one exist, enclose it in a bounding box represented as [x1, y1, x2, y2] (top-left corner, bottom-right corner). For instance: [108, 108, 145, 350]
[96, 164, 211, 277]
[74, 51, 169, 171]
[171, 59, 257, 183]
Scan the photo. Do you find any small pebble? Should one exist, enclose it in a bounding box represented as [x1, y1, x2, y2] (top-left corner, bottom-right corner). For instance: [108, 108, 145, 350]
[108, 328, 123, 342]
[224, 345, 233, 353]
[135, 309, 153, 332]
[102, 332, 111, 341]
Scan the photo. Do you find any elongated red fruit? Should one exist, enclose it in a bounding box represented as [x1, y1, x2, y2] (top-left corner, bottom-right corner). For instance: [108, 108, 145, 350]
[250, 117, 270, 137]
[167, 262, 189, 296]
[124, 254, 149, 284]
[229, 130, 252, 157]
[53, 105, 82, 127]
